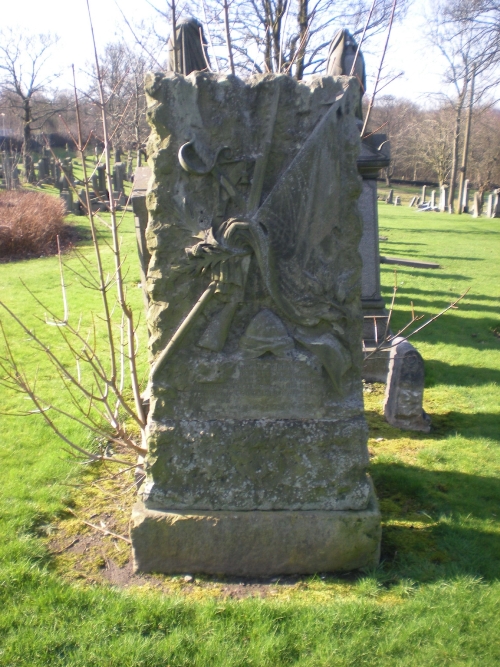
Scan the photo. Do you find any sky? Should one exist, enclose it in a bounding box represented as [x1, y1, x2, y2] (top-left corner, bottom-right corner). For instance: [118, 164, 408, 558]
[0, 0, 456, 105]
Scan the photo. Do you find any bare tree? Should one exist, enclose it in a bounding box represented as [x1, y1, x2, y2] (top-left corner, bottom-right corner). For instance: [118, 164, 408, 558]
[468, 105, 500, 199]
[0, 29, 60, 182]
[428, 0, 500, 211]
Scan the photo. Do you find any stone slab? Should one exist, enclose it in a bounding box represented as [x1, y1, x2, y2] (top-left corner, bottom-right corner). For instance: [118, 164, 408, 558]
[144, 416, 371, 511]
[131, 486, 381, 576]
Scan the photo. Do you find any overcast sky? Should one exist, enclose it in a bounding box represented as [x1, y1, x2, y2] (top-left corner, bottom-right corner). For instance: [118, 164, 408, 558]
[1, 0, 456, 105]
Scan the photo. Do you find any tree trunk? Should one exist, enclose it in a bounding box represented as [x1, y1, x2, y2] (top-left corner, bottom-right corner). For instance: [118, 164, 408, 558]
[22, 97, 35, 183]
[294, 0, 308, 79]
[457, 66, 475, 215]
[448, 92, 466, 213]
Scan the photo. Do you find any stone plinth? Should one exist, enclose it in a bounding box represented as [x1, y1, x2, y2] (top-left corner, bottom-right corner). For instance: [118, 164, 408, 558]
[133, 72, 380, 575]
[131, 484, 381, 576]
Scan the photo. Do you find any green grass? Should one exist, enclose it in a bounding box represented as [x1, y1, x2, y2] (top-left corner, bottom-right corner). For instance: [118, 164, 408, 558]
[0, 194, 499, 665]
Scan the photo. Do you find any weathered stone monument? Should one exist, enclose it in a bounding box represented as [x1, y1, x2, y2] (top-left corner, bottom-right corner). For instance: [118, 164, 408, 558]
[430, 190, 436, 209]
[385, 189, 393, 204]
[472, 191, 481, 217]
[421, 185, 427, 203]
[487, 193, 494, 218]
[384, 338, 430, 432]
[493, 189, 500, 218]
[130, 71, 381, 575]
[462, 179, 469, 213]
[439, 185, 448, 212]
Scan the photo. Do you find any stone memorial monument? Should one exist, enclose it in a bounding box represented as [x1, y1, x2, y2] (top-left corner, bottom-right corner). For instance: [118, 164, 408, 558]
[130, 71, 381, 575]
[439, 185, 448, 212]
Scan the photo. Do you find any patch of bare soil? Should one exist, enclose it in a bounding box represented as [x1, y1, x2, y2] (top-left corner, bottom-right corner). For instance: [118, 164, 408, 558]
[46, 464, 341, 599]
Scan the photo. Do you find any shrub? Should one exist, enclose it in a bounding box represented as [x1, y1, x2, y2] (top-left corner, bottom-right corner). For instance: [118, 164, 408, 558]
[0, 190, 69, 259]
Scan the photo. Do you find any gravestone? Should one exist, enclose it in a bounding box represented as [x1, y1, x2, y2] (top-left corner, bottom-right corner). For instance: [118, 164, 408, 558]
[126, 154, 133, 181]
[385, 189, 393, 204]
[114, 148, 122, 163]
[130, 72, 381, 576]
[112, 162, 126, 204]
[487, 193, 494, 218]
[3, 155, 13, 190]
[430, 190, 436, 208]
[91, 171, 99, 194]
[394, 195, 401, 206]
[415, 196, 421, 206]
[96, 164, 106, 194]
[472, 191, 481, 218]
[12, 167, 20, 188]
[493, 189, 500, 218]
[131, 166, 151, 313]
[462, 179, 469, 213]
[421, 184, 427, 203]
[409, 196, 416, 207]
[59, 188, 73, 214]
[384, 337, 431, 432]
[439, 185, 448, 212]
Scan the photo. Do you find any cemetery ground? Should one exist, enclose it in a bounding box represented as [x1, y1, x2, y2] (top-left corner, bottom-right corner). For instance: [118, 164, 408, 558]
[0, 188, 499, 665]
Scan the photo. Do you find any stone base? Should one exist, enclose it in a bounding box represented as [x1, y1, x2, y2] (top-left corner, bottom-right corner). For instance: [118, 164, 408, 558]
[362, 345, 390, 383]
[130, 487, 381, 576]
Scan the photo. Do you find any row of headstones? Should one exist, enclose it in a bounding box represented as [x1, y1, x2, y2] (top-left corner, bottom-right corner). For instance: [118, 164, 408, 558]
[59, 161, 129, 215]
[385, 182, 500, 217]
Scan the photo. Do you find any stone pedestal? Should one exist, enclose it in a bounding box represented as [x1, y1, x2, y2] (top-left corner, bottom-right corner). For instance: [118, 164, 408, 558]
[356, 134, 390, 382]
[131, 485, 381, 576]
[132, 72, 381, 575]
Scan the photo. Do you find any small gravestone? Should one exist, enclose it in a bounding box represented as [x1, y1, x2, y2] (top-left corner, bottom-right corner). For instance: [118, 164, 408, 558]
[114, 148, 122, 163]
[36, 158, 48, 182]
[96, 164, 106, 194]
[439, 185, 448, 212]
[112, 162, 126, 204]
[421, 184, 427, 203]
[487, 193, 494, 218]
[462, 179, 469, 213]
[472, 191, 481, 218]
[394, 195, 401, 205]
[126, 154, 133, 181]
[409, 196, 416, 207]
[493, 189, 500, 218]
[385, 189, 393, 204]
[59, 188, 73, 214]
[430, 190, 436, 209]
[384, 337, 431, 432]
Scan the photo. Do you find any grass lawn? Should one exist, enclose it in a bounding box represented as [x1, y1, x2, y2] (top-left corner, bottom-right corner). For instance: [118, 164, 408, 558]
[0, 192, 499, 666]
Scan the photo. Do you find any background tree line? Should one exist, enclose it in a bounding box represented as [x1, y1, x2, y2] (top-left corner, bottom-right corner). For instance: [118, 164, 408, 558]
[1, 0, 499, 202]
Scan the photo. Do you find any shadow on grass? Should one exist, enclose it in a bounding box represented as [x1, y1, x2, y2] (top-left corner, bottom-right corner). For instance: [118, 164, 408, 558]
[371, 460, 500, 583]
[393, 226, 500, 237]
[381, 266, 473, 282]
[382, 284, 498, 303]
[366, 406, 500, 444]
[426, 359, 500, 387]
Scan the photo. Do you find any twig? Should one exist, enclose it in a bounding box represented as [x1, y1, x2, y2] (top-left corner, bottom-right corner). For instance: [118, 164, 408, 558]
[53, 538, 80, 554]
[361, 0, 398, 138]
[350, 0, 377, 76]
[67, 509, 131, 544]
